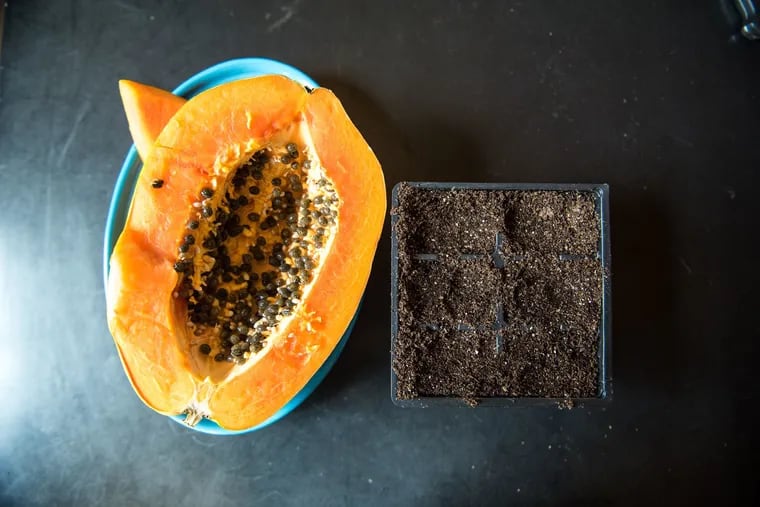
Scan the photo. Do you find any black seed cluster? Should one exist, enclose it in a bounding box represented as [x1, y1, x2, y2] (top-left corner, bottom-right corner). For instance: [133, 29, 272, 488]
[172, 144, 339, 364]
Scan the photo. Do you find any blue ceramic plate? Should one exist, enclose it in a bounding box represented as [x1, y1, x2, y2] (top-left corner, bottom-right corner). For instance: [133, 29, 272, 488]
[103, 58, 357, 435]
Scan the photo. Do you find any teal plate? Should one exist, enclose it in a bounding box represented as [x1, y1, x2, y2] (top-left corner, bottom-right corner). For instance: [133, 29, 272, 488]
[103, 58, 357, 435]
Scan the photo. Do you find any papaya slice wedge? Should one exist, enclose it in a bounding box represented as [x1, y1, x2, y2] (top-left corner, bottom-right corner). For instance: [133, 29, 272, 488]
[118, 79, 186, 160]
[107, 76, 385, 430]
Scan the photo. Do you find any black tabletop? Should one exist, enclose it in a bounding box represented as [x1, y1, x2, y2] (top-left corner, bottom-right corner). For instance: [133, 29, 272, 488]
[1, 1, 758, 505]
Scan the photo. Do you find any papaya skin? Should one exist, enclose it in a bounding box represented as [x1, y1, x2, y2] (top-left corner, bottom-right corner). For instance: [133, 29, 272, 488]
[107, 76, 385, 430]
[118, 80, 186, 161]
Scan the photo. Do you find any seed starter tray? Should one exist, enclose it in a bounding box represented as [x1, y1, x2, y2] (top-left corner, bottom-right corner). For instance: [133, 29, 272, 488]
[390, 182, 612, 407]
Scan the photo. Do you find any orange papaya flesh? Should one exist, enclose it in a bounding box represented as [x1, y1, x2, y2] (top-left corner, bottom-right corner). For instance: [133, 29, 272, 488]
[106, 76, 385, 430]
[118, 80, 186, 161]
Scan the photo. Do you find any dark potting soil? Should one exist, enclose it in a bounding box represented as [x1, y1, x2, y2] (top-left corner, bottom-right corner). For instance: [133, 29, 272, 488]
[393, 184, 602, 401]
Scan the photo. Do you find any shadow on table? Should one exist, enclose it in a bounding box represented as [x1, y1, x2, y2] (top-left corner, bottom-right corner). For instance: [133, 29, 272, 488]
[608, 188, 679, 397]
[444, 448, 729, 506]
[300, 75, 491, 408]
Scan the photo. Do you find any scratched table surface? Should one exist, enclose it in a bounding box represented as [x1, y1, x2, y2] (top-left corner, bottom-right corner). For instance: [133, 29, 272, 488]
[1, 1, 758, 506]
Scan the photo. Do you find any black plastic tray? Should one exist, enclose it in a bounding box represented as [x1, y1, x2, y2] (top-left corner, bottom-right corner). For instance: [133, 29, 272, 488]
[390, 182, 612, 407]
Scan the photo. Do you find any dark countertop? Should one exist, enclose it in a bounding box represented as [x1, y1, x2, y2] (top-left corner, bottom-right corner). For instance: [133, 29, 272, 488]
[1, 1, 758, 505]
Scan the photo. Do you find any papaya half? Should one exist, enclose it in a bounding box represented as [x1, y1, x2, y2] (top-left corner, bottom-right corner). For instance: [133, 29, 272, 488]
[106, 75, 385, 430]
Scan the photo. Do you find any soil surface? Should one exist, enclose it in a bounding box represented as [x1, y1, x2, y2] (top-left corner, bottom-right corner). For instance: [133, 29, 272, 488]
[393, 184, 603, 400]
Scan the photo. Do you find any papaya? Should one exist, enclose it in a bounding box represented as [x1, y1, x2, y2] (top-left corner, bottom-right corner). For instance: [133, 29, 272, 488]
[118, 80, 186, 160]
[107, 75, 385, 430]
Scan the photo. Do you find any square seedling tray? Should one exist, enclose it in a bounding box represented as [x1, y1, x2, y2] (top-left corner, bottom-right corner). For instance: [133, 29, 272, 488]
[391, 182, 611, 407]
